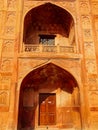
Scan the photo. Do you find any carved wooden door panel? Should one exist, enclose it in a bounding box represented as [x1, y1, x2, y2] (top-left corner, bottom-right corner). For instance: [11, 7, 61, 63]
[39, 93, 56, 125]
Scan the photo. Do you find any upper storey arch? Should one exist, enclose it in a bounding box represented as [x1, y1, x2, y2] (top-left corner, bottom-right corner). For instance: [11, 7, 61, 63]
[23, 3, 76, 47]
[23, 2, 76, 23]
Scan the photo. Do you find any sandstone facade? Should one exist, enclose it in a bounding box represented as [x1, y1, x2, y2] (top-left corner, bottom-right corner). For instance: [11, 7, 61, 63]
[0, 0, 98, 130]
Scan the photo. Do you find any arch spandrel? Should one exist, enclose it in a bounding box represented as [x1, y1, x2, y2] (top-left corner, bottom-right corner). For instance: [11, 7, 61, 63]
[23, 2, 76, 23]
[20, 63, 79, 90]
[17, 61, 81, 91]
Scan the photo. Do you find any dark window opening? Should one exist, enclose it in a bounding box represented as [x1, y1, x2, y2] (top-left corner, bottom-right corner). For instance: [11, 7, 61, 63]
[39, 35, 56, 45]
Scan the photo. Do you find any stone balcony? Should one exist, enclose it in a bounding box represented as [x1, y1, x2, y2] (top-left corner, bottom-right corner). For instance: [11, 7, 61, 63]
[18, 44, 82, 59]
[24, 44, 76, 53]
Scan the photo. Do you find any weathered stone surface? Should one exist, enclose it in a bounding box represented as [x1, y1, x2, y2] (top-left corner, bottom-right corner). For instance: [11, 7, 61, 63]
[0, 0, 98, 130]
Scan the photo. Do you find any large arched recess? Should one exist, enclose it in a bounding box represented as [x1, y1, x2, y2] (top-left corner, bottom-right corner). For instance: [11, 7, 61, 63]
[23, 3, 75, 46]
[17, 63, 81, 130]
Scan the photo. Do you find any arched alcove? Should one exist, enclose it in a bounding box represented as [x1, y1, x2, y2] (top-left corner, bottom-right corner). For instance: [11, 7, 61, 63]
[17, 63, 81, 130]
[23, 3, 75, 46]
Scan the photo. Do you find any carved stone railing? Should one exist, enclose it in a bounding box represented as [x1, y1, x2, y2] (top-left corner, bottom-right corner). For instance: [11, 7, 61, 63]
[24, 44, 76, 53]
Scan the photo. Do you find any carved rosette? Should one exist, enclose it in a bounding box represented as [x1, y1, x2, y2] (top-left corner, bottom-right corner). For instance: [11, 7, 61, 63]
[79, 1, 90, 14]
[4, 26, 15, 37]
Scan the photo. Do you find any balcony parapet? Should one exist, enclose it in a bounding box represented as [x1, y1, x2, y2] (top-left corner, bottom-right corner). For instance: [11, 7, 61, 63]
[23, 44, 76, 53]
[19, 44, 82, 59]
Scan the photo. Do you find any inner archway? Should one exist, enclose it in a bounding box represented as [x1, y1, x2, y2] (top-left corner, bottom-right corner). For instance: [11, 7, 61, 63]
[23, 3, 75, 46]
[17, 63, 81, 130]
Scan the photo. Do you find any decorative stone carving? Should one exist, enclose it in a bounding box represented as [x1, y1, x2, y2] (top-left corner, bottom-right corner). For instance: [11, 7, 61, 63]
[83, 29, 92, 41]
[6, 11, 16, 25]
[5, 26, 15, 36]
[0, 11, 2, 26]
[79, 1, 90, 14]
[90, 112, 98, 130]
[86, 59, 97, 74]
[24, 1, 76, 16]
[2, 39, 14, 53]
[88, 75, 98, 90]
[89, 91, 98, 106]
[92, 2, 98, 14]
[94, 18, 98, 40]
[0, 76, 11, 90]
[0, 91, 9, 106]
[84, 29, 92, 37]
[60, 2, 76, 14]
[7, 0, 16, 9]
[81, 15, 91, 28]
[24, 1, 38, 14]
[84, 42, 95, 58]
[1, 59, 12, 72]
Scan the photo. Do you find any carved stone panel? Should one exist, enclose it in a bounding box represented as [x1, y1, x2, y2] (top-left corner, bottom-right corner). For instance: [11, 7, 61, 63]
[90, 112, 98, 130]
[6, 11, 16, 26]
[24, 0, 76, 16]
[94, 18, 98, 41]
[84, 42, 96, 58]
[1, 58, 13, 72]
[86, 59, 97, 74]
[79, 1, 90, 14]
[7, 0, 17, 10]
[0, 91, 9, 106]
[0, 75, 11, 90]
[81, 15, 91, 29]
[87, 75, 98, 90]
[2, 39, 14, 57]
[4, 26, 15, 37]
[89, 91, 98, 106]
[92, 2, 98, 14]
[83, 29, 92, 41]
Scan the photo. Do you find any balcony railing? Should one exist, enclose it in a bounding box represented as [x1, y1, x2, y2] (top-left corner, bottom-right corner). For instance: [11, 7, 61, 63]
[24, 44, 76, 53]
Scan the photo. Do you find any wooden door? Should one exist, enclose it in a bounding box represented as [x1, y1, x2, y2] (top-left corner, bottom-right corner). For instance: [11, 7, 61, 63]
[39, 93, 56, 125]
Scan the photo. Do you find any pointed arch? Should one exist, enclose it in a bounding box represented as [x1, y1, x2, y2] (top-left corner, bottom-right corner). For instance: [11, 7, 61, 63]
[21, 63, 79, 91]
[17, 63, 81, 130]
[23, 3, 75, 46]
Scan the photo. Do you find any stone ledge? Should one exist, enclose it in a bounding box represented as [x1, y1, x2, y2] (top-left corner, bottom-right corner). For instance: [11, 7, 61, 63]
[18, 52, 82, 60]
